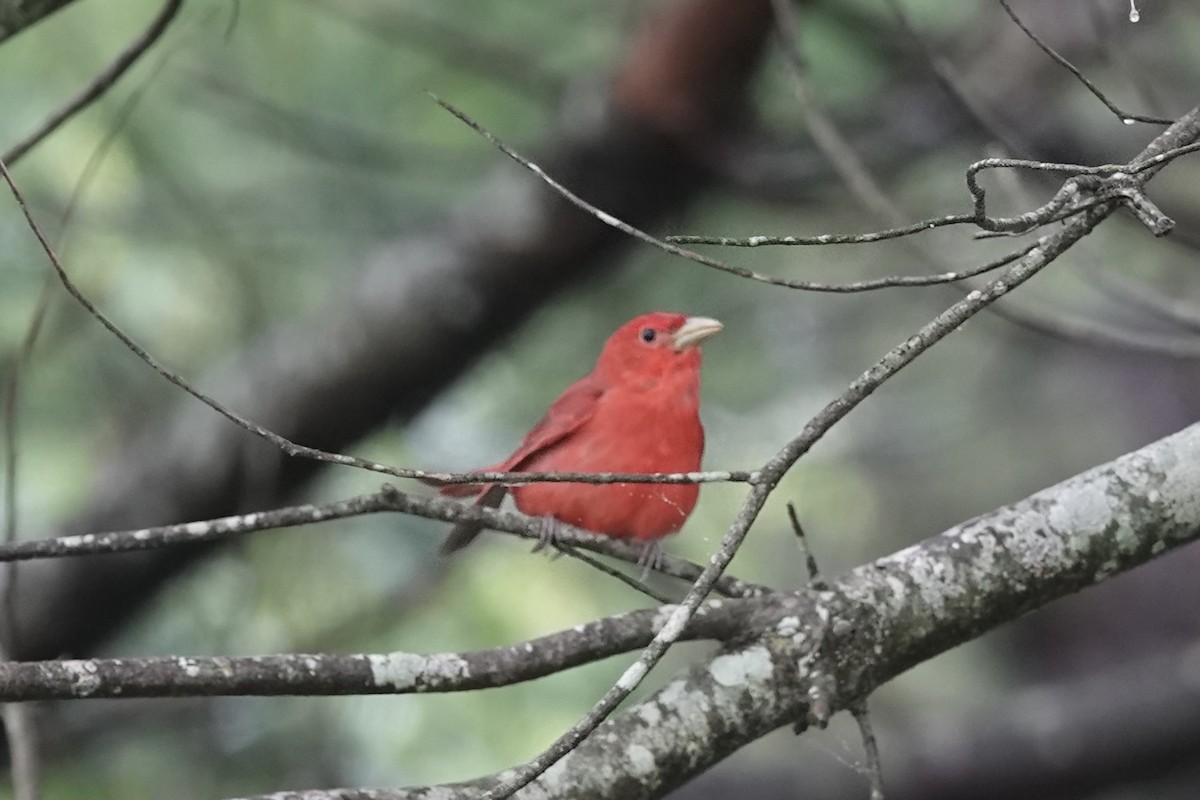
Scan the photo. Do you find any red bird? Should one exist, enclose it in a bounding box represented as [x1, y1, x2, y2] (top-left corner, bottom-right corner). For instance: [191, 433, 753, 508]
[439, 312, 722, 558]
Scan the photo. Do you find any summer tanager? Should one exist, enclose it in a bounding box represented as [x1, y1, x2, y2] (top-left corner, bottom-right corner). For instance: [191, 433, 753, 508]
[439, 312, 722, 557]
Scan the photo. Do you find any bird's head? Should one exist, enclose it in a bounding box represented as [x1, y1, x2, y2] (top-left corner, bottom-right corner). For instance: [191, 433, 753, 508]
[595, 312, 723, 387]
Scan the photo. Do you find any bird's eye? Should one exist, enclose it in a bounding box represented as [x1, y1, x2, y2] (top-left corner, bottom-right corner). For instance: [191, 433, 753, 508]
[640, 327, 657, 343]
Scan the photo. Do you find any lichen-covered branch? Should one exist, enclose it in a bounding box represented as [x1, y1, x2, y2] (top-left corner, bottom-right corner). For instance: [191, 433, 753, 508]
[0, 599, 754, 701]
[229, 422, 1200, 799]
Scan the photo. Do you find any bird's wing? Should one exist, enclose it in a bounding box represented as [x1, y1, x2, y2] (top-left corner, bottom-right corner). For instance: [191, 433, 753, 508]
[438, 375, 604, 554]
[438, 483, 508, 554]
[439, 374, 603, 498]
[500, 374, 605, 471]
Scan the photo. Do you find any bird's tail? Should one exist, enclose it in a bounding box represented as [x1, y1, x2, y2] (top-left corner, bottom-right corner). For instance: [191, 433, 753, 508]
[413, 474, 481, 497]
[438, 481, 482, 498]
[439, 483, 508, 555]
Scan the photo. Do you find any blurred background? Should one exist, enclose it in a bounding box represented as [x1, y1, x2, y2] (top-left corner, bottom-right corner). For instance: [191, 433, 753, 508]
[3, 0, 1200, 797]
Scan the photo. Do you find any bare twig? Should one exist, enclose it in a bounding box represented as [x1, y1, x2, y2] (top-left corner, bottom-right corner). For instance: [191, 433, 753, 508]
[682, 239, 1037, 291]
[666, 212, 976, 246]
[431, 93, 1019, 294]
[0, 598, 755, 701]
[0, 484, 768, 600]
[1086, 0, 1169, 120]
[786, 502, 826, 590]
[673, 156, 1167, 252]
[770, 3, 1200, 363]
[852, 702, 886, 800]
[964, 157, 1175, 235]
[416, 468, 755, 487]
[1, 20, 190, 663]
[551, 544, 677, 605]
[1127, 141, 1200, 176]
[432, 91, 1186, 302]
[996, 0, 1172, 125]
[1, 0, 185, 166]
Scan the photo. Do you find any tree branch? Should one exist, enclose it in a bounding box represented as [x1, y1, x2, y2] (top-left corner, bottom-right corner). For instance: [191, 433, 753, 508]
[223, 420, 1200, 799]
[0, 484, 769, 600]
[0, 0, 183, 165]
[0, 598, 755, 701]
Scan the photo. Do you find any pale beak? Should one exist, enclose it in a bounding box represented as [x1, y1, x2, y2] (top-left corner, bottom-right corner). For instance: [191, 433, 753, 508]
[672, 316, 723, 351]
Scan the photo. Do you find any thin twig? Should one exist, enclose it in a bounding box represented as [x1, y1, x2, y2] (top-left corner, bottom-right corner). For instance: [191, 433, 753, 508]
[432, 91, 1170, 300]
[418, 468, 755, 487]
[1127, 141, 1200, 176]
[852, 702, 886, 800]
[769, 3, 1200, 362]
[786, 502, 826, 590]
[1085, 0, 1169, 121]
[552, 544, 676, 605]
[1, 0, 185, 165]
[964, 158, 1147, 233]
[431, 93, 1018, 294]
[680, 240, 1036, 292]
[996, 0, 1172, 125]
[666, 213, 975, 246]
[0, 484, 769, 600]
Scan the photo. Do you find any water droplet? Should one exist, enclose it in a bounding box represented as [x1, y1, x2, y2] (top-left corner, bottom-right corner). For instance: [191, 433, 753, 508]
[1128, 1, 1140, 22]
[1122, 117, 1136, 126]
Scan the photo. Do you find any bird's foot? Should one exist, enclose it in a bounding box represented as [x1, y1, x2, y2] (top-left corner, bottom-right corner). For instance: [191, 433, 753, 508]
[636, 540, 665, 582]
[531, 516, 562, 555]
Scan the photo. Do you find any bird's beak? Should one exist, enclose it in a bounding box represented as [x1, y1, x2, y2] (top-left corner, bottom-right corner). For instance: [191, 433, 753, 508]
[672, 316, 723, 351]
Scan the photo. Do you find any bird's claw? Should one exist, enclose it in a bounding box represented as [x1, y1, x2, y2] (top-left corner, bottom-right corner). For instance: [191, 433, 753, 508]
[636, 541, 664, 581]
[531, 516, 562, 555]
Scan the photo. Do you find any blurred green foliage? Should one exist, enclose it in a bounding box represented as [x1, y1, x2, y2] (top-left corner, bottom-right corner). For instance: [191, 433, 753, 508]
[3, 0, 1200, 797]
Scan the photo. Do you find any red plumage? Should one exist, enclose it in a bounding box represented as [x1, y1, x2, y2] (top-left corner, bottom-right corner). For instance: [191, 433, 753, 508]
[439, 312, 721, 554]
